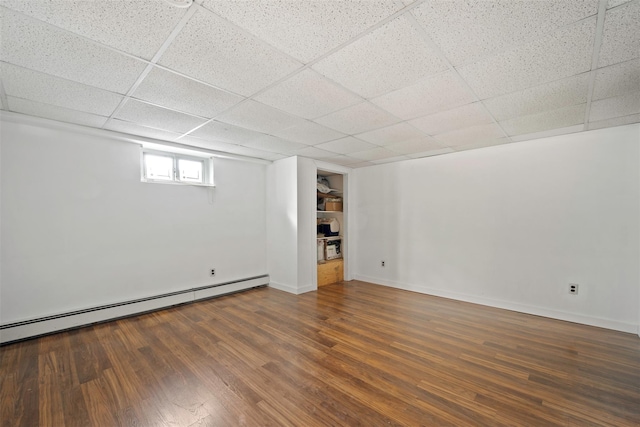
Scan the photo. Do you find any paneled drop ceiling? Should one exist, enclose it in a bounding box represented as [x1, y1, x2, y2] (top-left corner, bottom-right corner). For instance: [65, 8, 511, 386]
[1, 0, 638, 167]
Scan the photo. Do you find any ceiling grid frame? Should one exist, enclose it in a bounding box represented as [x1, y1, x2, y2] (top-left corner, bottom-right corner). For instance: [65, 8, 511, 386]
[0, 80, 8, 110]
[0, 0, 637, 166]
[583, 0, 610, 129]
[174, 0, 429, 140]
[0, 7, 250, 116]
[0, 5, 155, 66]
[404, 12, 512, 144]
[101, 1, 201, 129]
[439, 4, 602, 70]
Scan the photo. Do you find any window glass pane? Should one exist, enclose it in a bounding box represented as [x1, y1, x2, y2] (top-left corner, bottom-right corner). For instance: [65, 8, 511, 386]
[144, 154, 173, 181]
[178, 159, 203, 183]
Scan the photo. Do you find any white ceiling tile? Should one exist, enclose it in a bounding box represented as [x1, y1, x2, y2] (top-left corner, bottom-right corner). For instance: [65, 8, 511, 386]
[510, 124, 584, 142]
[133, 67, 244, 118]
[188, 120, 265, 143]
[482, 73, 590, 121]
[385, 137, 442, 155]
[348, 161, 376, 168]
[158, 9, 302, 96]
[3, 0, 636, 168]
[371, 71, 476, 120]
[271, 121, 346, 145]
[500, 103, 586, 136]
[458, 19, 596, 99]
[254, 69, 363, 119]
[242, 135, 308, 153]
[104, 119, 182, 141]
[453, 138, 511, 152]
[588, 113, 640, 130]
[174, 136, 242, 153]
[355, 123, 426, 146]
[593, 59, 640, 101]
[434, 123, 506, 147]
[409, 103, 494, 135]
[201, 0, 402, 63]
[412, 0, 598, 66]
[0, 8, 147, 94]
[1, 62, 123, 116]
[314, 102, 399, 135]
[371, 155, 411, 164]
[348, 147, 398, 161]
[406, 147, 455, 159]
[322, 155, 362, 166]
[312, 15, 448, 98]
[115, 99, 207, 134]
[222, 145, 281, 161]
[288, 146, 337, 159]
[315, 137, 378, 154]
[215, 100, 306, 134]
[598, 1, 640, 67]
[7, 96, 108, 128]
[589, 91, 640, 121]
[0, 0, 187, 60]
[265, 154, 289, 161]
[607, 0, 631, 8]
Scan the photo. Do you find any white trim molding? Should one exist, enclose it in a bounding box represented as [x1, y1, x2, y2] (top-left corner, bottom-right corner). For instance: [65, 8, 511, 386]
[355, 275, 638, 334]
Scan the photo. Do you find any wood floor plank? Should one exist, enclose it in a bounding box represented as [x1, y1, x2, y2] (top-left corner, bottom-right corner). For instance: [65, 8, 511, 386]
[2, 280, 639, 426]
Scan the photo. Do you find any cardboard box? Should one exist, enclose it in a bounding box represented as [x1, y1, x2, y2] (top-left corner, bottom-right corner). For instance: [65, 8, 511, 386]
[325, 198, 342, 211]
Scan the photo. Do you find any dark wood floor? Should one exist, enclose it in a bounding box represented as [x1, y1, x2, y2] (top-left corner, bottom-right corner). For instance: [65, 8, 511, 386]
[2, 281, 639, 426]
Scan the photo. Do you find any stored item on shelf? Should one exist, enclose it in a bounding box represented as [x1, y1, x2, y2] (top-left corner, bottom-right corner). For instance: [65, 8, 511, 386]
[329, 217, 339, 233]
[325, 197, 342, 211]
[317, 240, 325, 262]
[318, 218, 339, 236]
[318, 223, 338, 237]
[317, 198, 325, 211]
[317, 175, 331, 189]
[326, 239, 342, 260]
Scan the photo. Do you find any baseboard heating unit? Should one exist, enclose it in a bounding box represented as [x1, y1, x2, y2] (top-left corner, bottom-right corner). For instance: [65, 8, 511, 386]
[0, 275, 269, 345]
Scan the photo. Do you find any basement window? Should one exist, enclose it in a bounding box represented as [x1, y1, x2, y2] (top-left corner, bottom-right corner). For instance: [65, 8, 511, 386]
[141, 149, 214, 186]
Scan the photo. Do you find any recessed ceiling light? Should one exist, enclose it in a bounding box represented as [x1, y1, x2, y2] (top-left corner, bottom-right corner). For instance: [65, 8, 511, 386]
[163, 0, 193, 8]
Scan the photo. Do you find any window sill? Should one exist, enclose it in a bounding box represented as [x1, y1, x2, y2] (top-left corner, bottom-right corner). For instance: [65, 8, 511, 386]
[141, 179, 215, 188]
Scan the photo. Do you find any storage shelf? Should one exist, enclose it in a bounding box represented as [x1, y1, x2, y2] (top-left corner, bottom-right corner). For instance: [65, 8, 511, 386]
[317, 236, 342, 241]
[317, 172, 345, 286]
[317, 257, 343, 265]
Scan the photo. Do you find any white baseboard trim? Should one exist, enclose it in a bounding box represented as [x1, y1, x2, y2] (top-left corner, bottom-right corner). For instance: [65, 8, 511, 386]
[297, 284, 317, 294]
[1, 275, 269, 344]
[268, 281, 316, 295]
[193, 276, 268, 300]
[355, 275, 638, 334]
[268, 281, 298, 294]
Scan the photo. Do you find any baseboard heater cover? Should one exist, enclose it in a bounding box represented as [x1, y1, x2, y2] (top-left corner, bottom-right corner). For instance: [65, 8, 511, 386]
[0, 275, 269, 345]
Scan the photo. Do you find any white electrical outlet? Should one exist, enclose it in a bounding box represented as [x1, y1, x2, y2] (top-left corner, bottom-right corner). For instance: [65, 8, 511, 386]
[381, 261, 385, 267]
[211, 268, 216, 276]
[569, 283, 579, 294]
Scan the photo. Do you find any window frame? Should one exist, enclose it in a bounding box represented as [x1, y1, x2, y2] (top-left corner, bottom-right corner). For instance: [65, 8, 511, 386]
[141, 148, 214, 187]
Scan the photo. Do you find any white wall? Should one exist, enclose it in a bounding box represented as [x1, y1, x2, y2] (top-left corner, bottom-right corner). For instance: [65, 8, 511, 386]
[353, 124, 640, 333]
[1, 120, 267, 324]
[297, 156, 318, 293]
[266, 156, 318, 294]
[266, 156, 300, 293]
